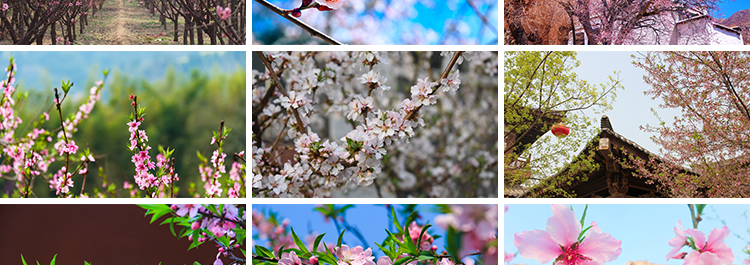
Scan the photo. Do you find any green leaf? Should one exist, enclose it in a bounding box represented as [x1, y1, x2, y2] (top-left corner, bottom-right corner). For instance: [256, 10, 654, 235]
[402, 223, 418, 255]
[21, 255, 28, 265]
[50, 254, 57, 265]
[392, 256, 414, 265]
[391, 207, 403, 234]
[291, 228, 310, 254]
[84, 261, 91, 265]
[313, 233, 326, 252]
[696, 204, 707, 216]
[416, 224, 432, 251]
[578, 204, 588, 228]
[336, 229, 346, 248]
[255, 246, 274, 258]
[417, 251, 435, 261]
[193, 262, 201, 265]
[577, 225, 592, 243]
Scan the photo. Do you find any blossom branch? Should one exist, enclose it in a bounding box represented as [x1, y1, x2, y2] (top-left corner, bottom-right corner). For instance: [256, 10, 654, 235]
[253, 0, 343, 45]
[405, 51, 463, 121]
[256, 51, 307, 134]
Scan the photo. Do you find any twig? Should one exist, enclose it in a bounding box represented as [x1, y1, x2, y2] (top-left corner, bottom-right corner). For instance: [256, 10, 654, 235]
[253, 0, 343, 45]
[405, 51, 464, 121]
[256, 51, 308, 134]
[465, 0, 498, 37]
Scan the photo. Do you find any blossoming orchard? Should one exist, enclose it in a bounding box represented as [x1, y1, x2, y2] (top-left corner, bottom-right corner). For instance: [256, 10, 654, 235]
[0, 57, 246, 198]
[251, 51, 498, 198]
[0, 0, 246, 45]
[252, 204, 498, 265]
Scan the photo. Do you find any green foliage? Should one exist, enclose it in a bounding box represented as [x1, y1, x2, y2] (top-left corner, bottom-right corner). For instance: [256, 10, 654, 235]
[504, 51, 622, 197]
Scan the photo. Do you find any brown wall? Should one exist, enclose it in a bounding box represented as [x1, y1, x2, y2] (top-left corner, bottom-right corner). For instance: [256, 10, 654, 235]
[0, 204, 240, 265]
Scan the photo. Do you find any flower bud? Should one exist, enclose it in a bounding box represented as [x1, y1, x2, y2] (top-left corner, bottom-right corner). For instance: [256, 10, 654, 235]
[309, 256, 318, 264]
[192, 221, 200, 230]
[291, 8, 301, 17]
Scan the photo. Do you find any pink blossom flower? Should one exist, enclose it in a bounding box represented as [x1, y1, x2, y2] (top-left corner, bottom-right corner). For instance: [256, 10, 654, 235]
[216, 5, 231, 20]
[2, 4, 8, 11]
[513, 204, 621, 265]
[666, 220, 687, 260]
[317, 0, 343, 9]
[376, 257, 391, 265]
[683, 226, 733, 265]
[175, 204, 204, 218]
[437, 258, 454, 265]
[336, 245, 375, 265]
[504, 252, 515, 265]
[279, 251, 302, 265]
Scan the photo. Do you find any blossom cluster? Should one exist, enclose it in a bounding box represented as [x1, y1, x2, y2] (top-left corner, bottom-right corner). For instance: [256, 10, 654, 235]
[252, 51, 498, 198]
[127, 94, 178, 197]
[0, 57, 108, 197]
[143, 204, 246, 265]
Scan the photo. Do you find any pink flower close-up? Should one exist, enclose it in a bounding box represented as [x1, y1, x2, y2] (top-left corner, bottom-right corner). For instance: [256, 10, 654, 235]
[513, 204, 621, 265]
[666, 220, 687, 261]
[336, 245, 375, 265]
[683, 226, 734, 265]
[317, 0, 343, 9]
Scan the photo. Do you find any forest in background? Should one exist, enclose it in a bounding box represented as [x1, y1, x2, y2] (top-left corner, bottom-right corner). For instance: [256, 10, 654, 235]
[0, 64, 246, 197]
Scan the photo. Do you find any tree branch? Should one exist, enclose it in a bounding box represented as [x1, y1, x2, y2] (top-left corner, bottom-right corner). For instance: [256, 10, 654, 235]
[253, 0, 343, 45]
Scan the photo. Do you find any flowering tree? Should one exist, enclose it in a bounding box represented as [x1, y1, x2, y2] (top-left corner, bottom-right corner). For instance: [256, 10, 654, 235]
[628, 51, 750, 197]
[506, 0, 726, 45]
[0, 0, 102, 44]
[0, 57, 246, 198]
[252, 0, 498, 45]
[142, 0, 246, 44]
[504, 51, 622, 197]
[252, 51, 498, 198]
[252, 204, 498, 265]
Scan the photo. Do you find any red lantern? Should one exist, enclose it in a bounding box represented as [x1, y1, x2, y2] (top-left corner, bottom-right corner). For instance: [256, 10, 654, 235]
[551, 123, 570, 137]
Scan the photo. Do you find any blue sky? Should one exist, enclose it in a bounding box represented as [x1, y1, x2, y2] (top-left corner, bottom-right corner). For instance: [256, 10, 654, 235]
[253, 204, 451, 256]
[504, 204, 750, 265]
[714, 1, 749, 18]
[252, 0, 498, 45]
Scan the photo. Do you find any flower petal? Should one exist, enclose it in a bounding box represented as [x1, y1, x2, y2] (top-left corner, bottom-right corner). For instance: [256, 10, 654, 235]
[546, 204, 582, 247]
[705, 226, 733, 264]
[666, 221, 687, 260]
[514, 229, 561, 263]
[578, 226, 622, 263]
[686, 229, 707, 250]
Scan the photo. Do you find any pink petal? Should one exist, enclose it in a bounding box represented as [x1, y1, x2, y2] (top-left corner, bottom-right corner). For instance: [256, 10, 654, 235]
[686, 229, 707, 250]
[705, 226, 733, 263]
[513, 229, 561, 263]
[578, 226, 622, 263]
[666, 221, 687, 260]
[546, 204, 581, 247]
[685, 250, 730, 265]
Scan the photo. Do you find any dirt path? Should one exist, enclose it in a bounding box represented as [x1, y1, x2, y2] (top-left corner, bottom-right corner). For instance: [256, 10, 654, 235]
[76, 0, 179, 45]
[113, 0, 133, 44]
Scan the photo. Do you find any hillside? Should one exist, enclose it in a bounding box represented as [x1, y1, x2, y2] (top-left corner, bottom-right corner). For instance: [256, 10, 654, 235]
[718, 9, 750, 45]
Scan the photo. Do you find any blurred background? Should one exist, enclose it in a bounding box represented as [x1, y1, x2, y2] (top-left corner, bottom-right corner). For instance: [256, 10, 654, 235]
[0, 204, 239, 264]
[0, 51, 246, 198]
[252, 0, 499, 45]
